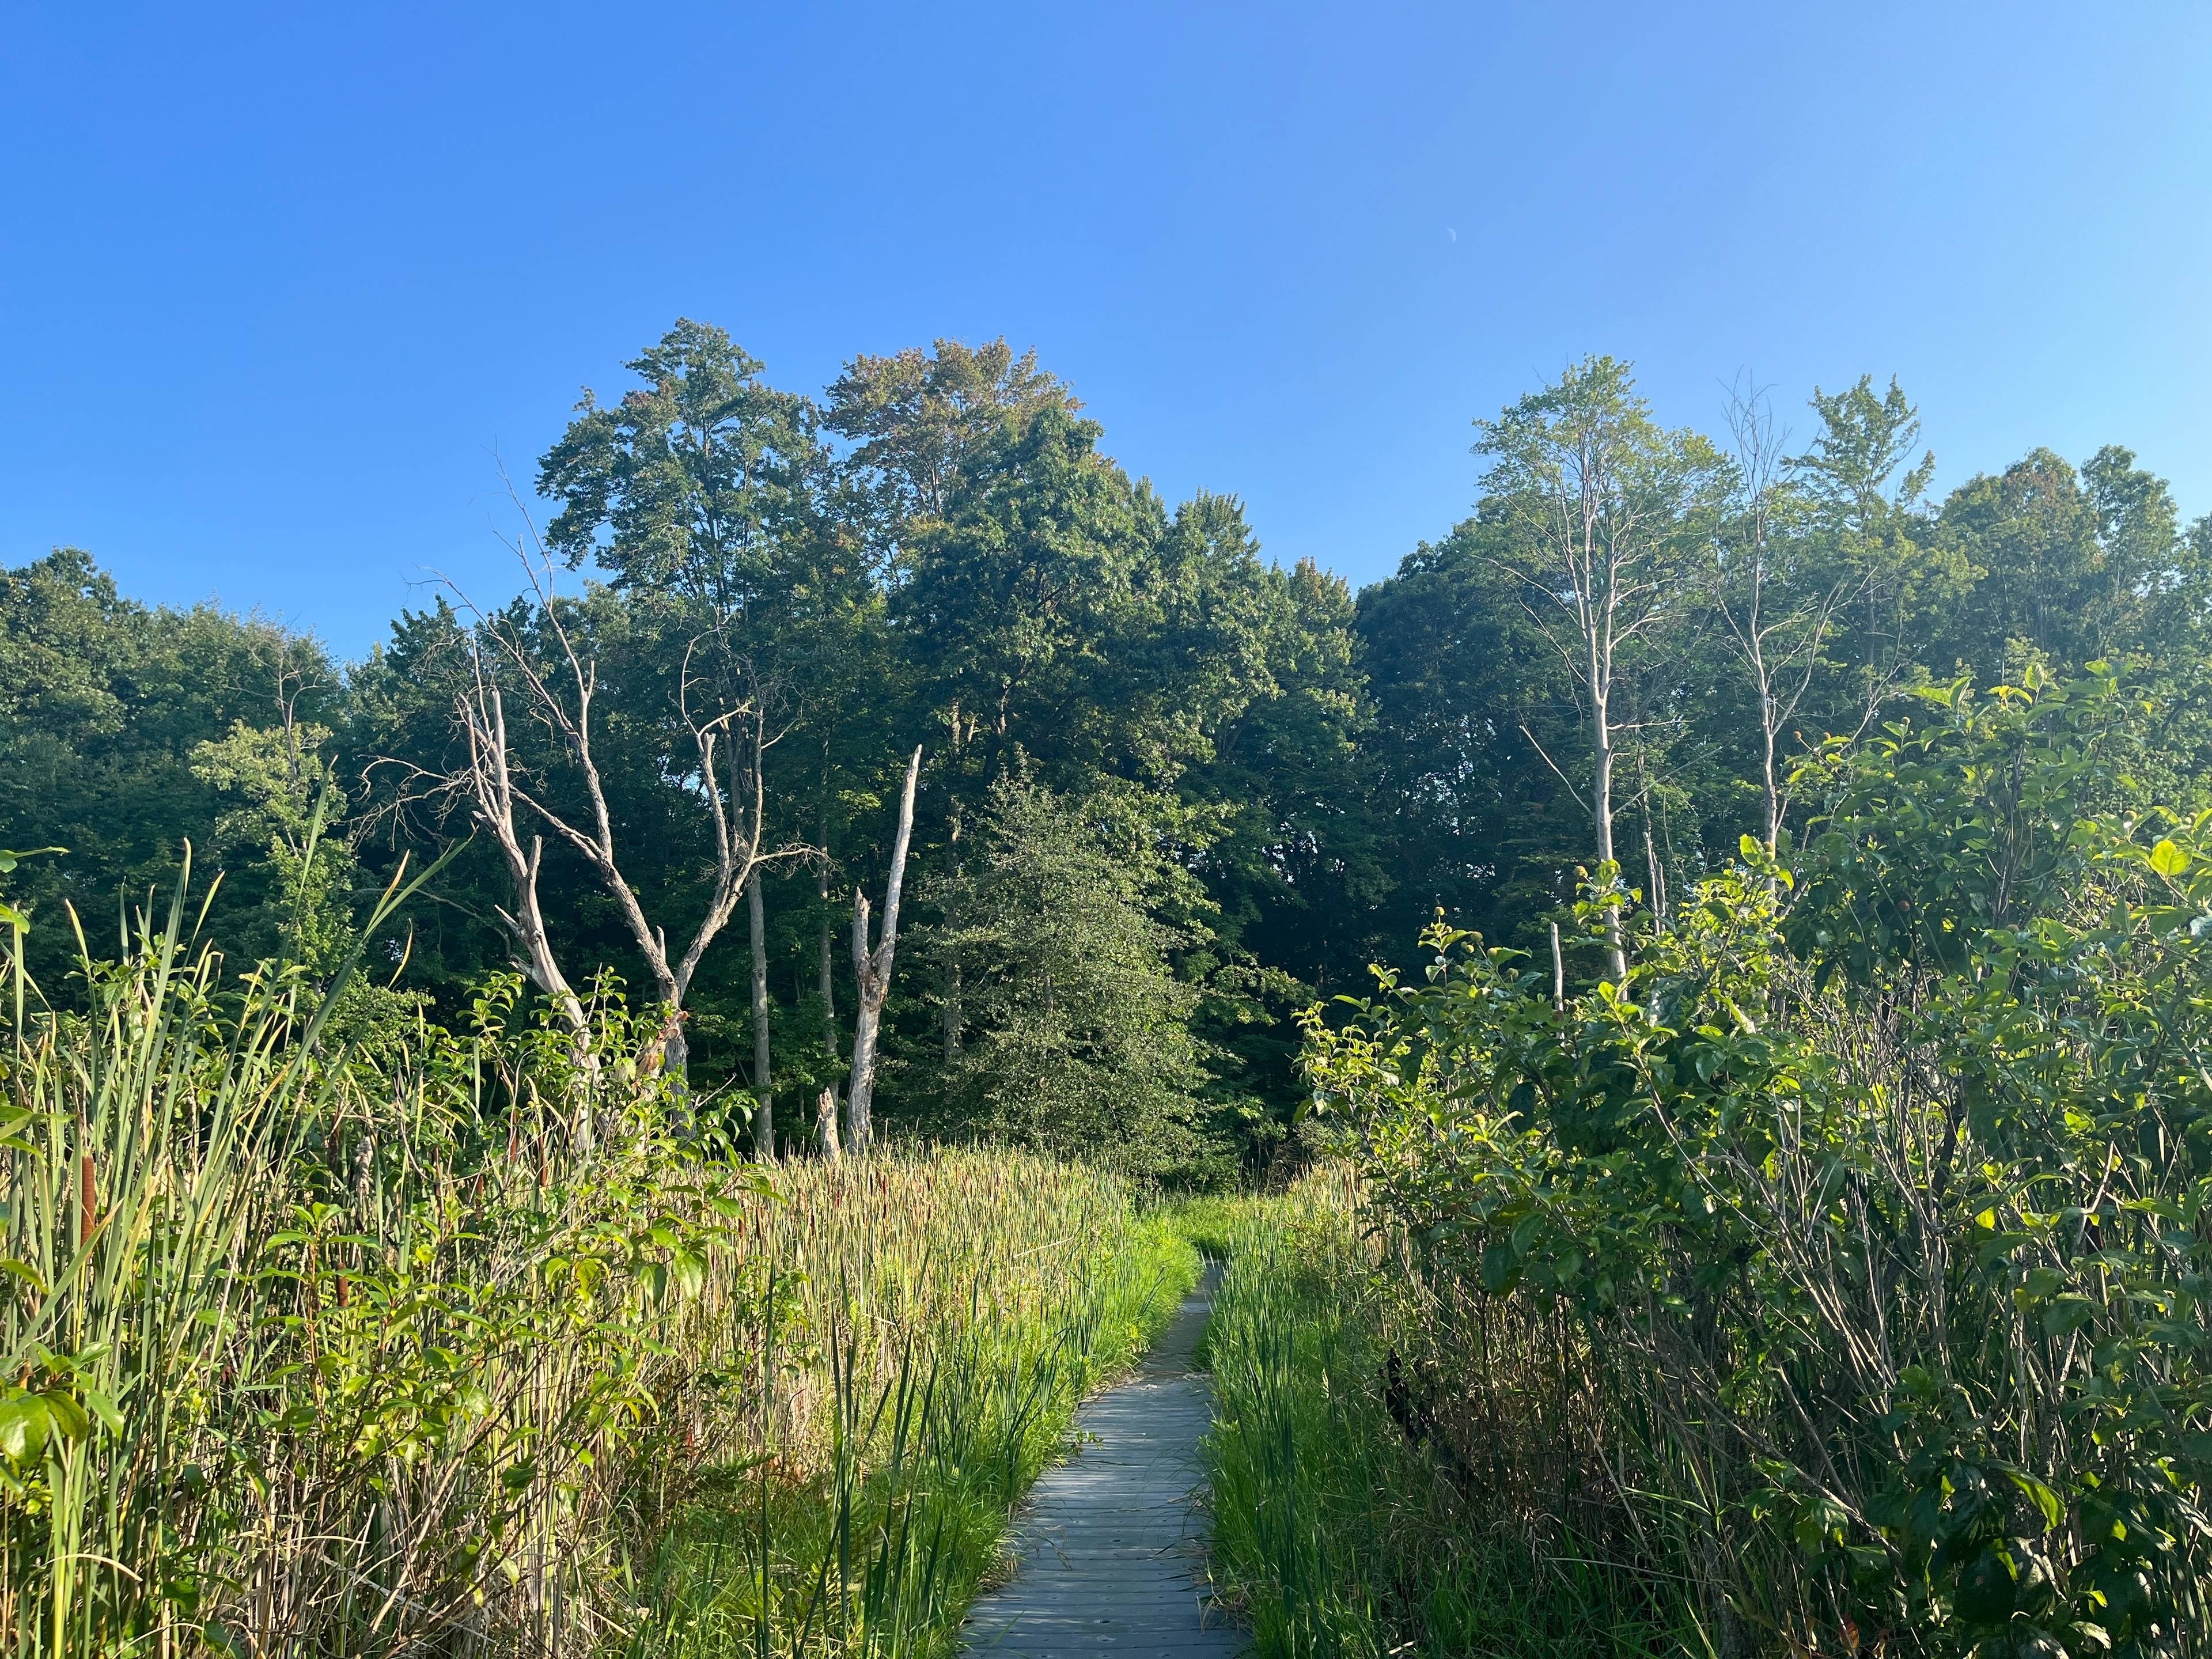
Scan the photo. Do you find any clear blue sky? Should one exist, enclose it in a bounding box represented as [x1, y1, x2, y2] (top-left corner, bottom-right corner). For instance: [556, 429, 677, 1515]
[5, 3, 2209, 658]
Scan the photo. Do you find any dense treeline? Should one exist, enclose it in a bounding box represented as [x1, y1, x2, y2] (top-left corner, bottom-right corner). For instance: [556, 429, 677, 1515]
[5, 332, 2207, 1180]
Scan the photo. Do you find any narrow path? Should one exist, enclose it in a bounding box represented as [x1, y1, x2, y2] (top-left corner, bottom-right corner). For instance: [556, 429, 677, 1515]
[961, 1268, 1243, 1657]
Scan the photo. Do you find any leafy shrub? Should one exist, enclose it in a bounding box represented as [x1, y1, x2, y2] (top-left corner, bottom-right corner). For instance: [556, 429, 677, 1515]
[1309, 671, 2212, 1658]
[1200, 1179, 1677, 1659]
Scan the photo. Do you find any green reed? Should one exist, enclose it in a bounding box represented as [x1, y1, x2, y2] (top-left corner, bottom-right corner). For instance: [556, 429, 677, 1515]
[1197, 1178, 1693, 1659]
[0, 862, 1195, 1657]
[623, 1166, 1196, 1659]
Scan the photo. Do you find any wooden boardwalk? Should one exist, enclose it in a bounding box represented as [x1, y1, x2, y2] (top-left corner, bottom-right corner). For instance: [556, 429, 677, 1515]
[961, 1272, 1243, 1657]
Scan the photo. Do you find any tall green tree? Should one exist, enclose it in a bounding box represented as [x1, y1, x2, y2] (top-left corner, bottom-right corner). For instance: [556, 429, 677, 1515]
[825, 338, 1077, 555]
[1789, 376, 1963, 712]
[1356, 513, 1581, 946]
[0, 548, 343, 984]
[1472, 356, 1729, 977]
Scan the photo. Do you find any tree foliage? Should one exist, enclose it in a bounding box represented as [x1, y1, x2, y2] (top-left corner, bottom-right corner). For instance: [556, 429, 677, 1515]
[8, 335, 2211, 1187]
[921, 775, 1216, 1179]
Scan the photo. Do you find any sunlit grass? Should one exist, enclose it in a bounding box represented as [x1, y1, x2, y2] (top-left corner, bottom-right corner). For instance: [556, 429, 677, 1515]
[1196, 1176, 1692, 1659]
[623, 1181, 1196, 1658]
[0, 868, 1198, 1656]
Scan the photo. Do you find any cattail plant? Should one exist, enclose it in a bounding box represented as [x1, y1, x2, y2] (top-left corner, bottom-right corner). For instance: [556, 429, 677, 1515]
[1, 853, 1194, 1657]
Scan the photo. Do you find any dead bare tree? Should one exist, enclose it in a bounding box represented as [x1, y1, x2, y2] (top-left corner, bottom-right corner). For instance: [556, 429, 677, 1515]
[845, 746, 922, 1153]
[816, 850, 838, 1079]
[814, 773, 840, 1128]
[361, 621, 605, 1146]
[388, 513, 806, 1091]
[366, 618, 585, 1021]
[457, 671, 595, 1048]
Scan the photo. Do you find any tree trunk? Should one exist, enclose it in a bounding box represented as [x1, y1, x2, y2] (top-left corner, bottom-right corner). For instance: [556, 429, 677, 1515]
[816, 1086, 841, 1160]
[1588, 668, 1628, 982]
[1643, 808, 1666, 931]
[1636, 747, 1667, 930]
[464, 684, 597, 1132]
[748, 871, 773, 1161]
[1760, 714, 1781, 855]
[846, 746, 922, 1153]
[817, 858, 839, 1124]
[941, 805, 963, 1061]
[817, 866, 836, 1024]
[846, 915, 882, 1153]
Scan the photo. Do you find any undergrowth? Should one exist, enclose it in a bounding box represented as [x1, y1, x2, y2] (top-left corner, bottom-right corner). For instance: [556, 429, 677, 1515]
[621, 1197, 1196, 1658]
[0, 855, 1200, 1656]
[1198, 1177, 1696, 1659]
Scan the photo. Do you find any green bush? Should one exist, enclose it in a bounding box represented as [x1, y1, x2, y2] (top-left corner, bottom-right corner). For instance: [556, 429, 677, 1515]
[1309, 670, 2212, 1658]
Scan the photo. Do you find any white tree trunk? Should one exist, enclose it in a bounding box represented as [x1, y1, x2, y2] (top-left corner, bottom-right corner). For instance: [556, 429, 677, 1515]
[941, 805, 963, 1061]
[817, 854, 838, 1122]
[748, 871, 773, 1160]
[1587, 653, 1628, 982]
[846, 920, 883, 1152]
[846, 747, 922, 1153]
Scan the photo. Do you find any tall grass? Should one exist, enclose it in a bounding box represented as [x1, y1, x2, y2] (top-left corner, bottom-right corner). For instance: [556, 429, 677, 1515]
[0, 869, 1196, 1656]
[1198, 1177, 1694, 1659]
[623, 1161, 1195, 1659]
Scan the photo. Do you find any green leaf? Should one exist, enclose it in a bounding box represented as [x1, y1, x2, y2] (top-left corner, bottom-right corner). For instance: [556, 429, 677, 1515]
[671, 1249, 706, 1300]
[41, 1391, 91, 1443]
[2150, 838, 2189, 878]
[0, 1258, 49, 1296]
[2019, 1267, 2067, 1302]
[0, 1394, 51, 1463]
[2003, 1467, 2065, 1529]
[2044, 1294, 2098, 1339]
[78, 1384, 123, 1437]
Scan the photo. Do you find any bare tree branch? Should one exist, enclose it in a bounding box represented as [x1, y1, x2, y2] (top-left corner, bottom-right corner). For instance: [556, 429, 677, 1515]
[373, 477, 813, 1093]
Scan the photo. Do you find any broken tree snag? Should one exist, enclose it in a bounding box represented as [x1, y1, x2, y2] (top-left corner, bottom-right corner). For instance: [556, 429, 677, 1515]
[748, 870, 774, 1161]
[816, 1086, 842, 1161]
[816, 842, 838, 1123]
[845, 745, 922, 1154]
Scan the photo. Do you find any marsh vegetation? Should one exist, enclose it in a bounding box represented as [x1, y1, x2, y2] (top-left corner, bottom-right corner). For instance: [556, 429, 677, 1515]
[8, 333, 2212, 1656]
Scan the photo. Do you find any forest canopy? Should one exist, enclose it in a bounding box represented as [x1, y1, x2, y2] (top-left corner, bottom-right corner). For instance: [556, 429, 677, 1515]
[6, 329, 2207, 1179]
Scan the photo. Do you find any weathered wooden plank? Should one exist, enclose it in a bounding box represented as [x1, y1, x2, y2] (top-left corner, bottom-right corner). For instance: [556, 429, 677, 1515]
[961, 1274, 1245, 1657]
